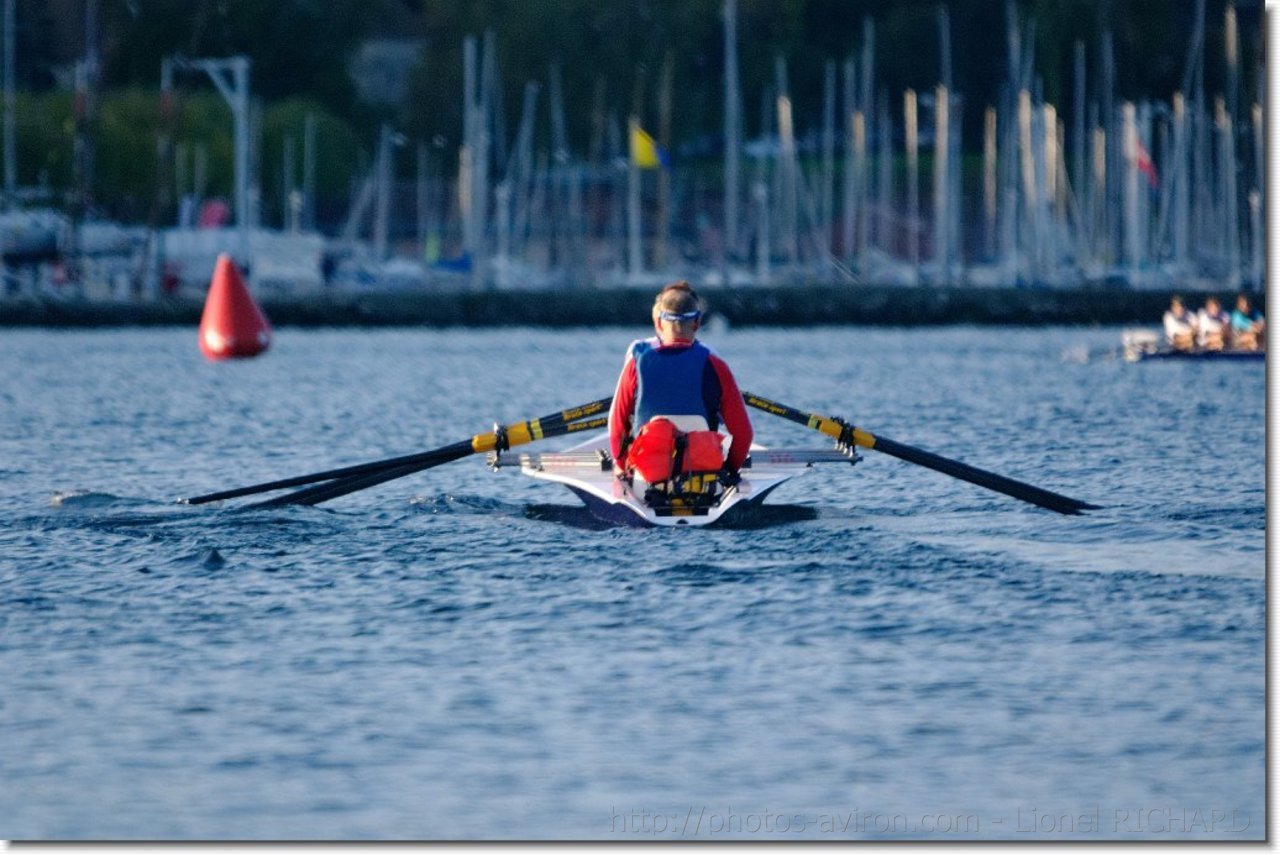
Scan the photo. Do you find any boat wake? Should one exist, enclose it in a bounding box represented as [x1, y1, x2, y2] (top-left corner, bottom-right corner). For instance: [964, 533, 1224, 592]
[49, 490, 145, 509]
[715, 503, 819, 529]
[44, 490, 202, 529]
[407, 493, 521, 516]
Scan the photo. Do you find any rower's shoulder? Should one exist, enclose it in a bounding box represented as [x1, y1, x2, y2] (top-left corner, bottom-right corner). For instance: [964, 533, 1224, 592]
[624, 336, 658, 362]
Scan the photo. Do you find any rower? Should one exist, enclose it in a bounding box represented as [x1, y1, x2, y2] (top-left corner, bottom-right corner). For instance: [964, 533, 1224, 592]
[1230, 293, 1265, 351]
[608, 280, 753, 489]
[1162, 296, 1197, 352]
[1196, 296, 1230, 351]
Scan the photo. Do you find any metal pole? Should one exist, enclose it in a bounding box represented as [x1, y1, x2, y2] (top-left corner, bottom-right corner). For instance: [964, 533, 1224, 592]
[511, 81, 539, 259]
[1121, 102, 1140, 270]
[1001, 0, 1021, 270]
[853, 111, 867, 273]
[461, 36, 476, 259]
[723, 0, 740, 259]
[1072, 41, 1085, 258]
[933, 84, 949, 282]
[1044, 103, 1059, 275]
[1172, 94, 1189, 267]
[84, 0, 98, 211]
[234, 58, 250, 264]
[495, 181, 511, 273]
[1224, 4, 1241, 286]
[1102, 31, 1116, 264]
[877, 93, 891, 262]
[627, 116, 643, 277]
[282, 136, 294, 231]
[984, 106, 997, 260]
[1217, 97, 1239, 288]
[417, 142, 428, 257]
[1092, 123, 1106, 266]
[656, 52, 673, 270]
[860, 17, 874, 166]
[1018, 89, 1035, 281]
[905, 89, 919, 281]
[753, 180, 769, 283]
[821, 60, 836, 256]
[775, 57, 796, 263]
[1252, 102, 1263, 288]
[303, 112, 316, 230]
[374, 126, 388, 258]
[841, 59, 856, 267]
[3, 0, 14, 201]
[474, 36, 491, 283]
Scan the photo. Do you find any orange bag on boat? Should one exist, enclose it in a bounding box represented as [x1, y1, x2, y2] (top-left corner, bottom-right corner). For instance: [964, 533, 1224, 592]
[627, 418, 679, 483]
[627, 419, 725, 483]
[681, 429, 725, 473]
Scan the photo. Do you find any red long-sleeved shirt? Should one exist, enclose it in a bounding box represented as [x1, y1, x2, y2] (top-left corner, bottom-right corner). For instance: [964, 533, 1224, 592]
[608, 338, 753, 471]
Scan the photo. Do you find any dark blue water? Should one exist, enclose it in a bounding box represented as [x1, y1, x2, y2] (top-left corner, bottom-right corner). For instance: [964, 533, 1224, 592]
[0, 326, 1264, 840]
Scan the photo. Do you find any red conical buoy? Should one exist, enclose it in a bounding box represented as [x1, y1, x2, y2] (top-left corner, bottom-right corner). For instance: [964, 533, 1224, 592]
[198, 254, 272, 360]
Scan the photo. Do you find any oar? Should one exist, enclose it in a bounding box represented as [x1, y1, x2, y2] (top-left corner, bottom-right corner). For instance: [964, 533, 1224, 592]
[182, 396, 612, 505]
[254, 413, 610, 508]
[742, 392, 1098, 515]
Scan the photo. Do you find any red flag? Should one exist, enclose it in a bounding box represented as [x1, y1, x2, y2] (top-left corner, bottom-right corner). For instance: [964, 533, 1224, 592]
[1135, 140, 1158, 189]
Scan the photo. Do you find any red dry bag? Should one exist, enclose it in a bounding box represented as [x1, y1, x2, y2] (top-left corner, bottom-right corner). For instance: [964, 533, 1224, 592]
[627, 418, 679, 483]
[626, 418, 725, 483]
[681, 429, 725, 473]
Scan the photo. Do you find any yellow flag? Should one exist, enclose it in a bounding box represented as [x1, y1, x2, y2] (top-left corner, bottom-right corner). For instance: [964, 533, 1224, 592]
[630, 125, 667, 169]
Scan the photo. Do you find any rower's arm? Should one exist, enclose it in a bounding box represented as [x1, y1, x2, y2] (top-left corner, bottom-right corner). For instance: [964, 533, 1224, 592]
[709, 354, 753, 471]
[608, 358, 639, 464]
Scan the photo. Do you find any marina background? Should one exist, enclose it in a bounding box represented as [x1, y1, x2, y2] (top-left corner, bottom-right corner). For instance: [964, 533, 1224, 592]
[0, 0, 1266, 301]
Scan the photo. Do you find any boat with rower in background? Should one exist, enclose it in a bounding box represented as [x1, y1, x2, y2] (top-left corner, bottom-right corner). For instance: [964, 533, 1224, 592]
[1121, 329, 1265, 363]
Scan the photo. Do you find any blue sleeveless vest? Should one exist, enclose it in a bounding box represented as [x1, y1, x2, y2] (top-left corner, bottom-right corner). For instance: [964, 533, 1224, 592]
[634, 341, 719, 429]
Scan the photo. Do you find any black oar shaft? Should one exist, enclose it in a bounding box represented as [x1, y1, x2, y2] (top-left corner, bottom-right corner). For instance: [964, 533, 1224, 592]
[183, 441, 472, 505]
[253, 444, 475, 507]
[867, 434, 1099, 515]
[258, 414, 609, 507]
[742, 391, 1097, 515]
[183, 395, 613, 505]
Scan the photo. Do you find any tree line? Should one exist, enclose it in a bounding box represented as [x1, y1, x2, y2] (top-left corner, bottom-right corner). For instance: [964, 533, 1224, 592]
[9, 0, 1262, 224]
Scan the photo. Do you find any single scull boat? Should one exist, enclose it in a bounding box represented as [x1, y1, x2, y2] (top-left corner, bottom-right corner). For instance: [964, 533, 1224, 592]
[183, 392, 1096, 519]
[490, 432, 858, 527]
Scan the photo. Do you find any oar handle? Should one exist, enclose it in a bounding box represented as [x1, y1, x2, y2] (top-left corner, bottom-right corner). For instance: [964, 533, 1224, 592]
[742, 392, 873, 449]
[470, 397, 613, 454]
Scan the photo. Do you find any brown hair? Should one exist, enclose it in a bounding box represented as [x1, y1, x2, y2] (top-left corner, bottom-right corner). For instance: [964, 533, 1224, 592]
[654, 280, 702, 315]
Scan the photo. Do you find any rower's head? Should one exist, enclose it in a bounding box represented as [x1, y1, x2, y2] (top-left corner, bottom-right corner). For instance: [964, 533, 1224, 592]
[1237, 293, 1252, 312]
[1170, 295, 1185, 313]
[1205, 296, 1221, 314]
[652, 280, 703, 344]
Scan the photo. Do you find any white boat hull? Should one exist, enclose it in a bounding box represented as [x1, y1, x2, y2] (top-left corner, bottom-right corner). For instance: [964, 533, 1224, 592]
[495, 431, 855, 527]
